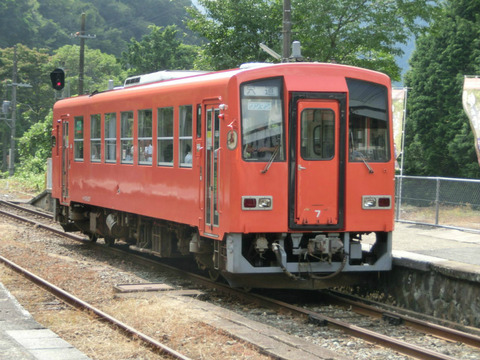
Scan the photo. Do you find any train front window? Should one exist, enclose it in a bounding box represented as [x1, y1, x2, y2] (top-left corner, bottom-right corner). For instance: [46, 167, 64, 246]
[346, 78, 390, 162]
[241, 78, 285, 162]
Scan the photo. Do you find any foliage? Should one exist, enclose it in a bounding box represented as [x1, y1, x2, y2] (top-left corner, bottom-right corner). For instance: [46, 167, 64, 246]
[14, 110, 52, 190]
[404, 0, 480, 178]
[0, 0, 41, 49]
[18, 110, 52, 169]
[187, 0, 438, 78]
[187, 0, 283, 70]
[0, 44, 53, 126]
[0, 0, 195, 57]
[121, 25, 199, 74]
[0, 44, 127, 176]
[52, 45, 127, 94]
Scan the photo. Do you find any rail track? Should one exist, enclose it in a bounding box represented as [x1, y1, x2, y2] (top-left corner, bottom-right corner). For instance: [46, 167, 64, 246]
[2, 199, 480, 360]
[0, 254, 191, 360]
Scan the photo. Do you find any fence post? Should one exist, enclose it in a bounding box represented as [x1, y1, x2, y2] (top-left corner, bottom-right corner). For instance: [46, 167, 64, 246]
[396, 175, 403, 221]
[435, 177, 440, 225]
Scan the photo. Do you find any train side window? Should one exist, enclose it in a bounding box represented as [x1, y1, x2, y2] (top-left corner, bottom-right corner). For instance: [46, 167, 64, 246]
[179, 105, 193, 167]
[90, 114, 101, 162]
[138, 109, 153, 165]
[196, 104, 202, 138]
[346, 78, 389, 162]
[105, 113, 116, 163]
[300, 108, 335, 160]
[157, 107, 174, 166]
[120, 111, 134, 164]
[74, 116, 84, 161]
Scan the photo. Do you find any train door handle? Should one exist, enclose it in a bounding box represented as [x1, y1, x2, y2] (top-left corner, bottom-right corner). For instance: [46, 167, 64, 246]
[298, 165, 306, 171]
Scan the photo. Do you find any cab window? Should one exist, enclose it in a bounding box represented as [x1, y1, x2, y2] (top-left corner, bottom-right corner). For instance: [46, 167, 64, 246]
[241, 78, 285, 162]
[347, 78, 389, 162]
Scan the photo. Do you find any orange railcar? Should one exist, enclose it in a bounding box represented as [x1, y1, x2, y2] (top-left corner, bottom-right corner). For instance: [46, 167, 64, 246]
[52, 63, 394, 289]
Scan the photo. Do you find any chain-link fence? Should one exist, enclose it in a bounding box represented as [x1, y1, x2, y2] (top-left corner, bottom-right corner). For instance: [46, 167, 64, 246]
[395, 175, 480, 232]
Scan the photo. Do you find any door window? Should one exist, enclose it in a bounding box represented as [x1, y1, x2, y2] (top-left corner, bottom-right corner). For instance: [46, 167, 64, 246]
[300, 108, 335, 160]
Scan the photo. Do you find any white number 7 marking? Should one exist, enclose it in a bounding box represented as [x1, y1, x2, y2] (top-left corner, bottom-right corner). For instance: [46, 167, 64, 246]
[314, 210, 321, 218]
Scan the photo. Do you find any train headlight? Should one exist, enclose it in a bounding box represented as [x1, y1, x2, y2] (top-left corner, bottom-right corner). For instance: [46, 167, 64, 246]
[363, 197, 377, 208]
[242, 196, 273, 210]
[258, 197, 272, 208]
[362, 195, 392, 209]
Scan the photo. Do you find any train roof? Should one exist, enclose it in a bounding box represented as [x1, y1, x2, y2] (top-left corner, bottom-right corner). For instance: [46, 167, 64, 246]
[54, 62, 390, 107]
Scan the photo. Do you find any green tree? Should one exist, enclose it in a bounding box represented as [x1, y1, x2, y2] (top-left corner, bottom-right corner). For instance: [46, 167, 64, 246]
[121, 25, 199, 74]
[52, 44, 127, 95]
[16, 110, 52, 187]
[187, 0, 283, 70]
[0, 45, 53, 172]
[0, 0, 196, 57]
[0, 0, 42, 48]
[187, 0, 438, 78]
[0, 44, 126, 173]
[404, 0, 480, 178]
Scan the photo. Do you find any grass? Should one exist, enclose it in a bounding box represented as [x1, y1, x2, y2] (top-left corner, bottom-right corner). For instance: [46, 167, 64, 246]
[397, 203, 480, 230]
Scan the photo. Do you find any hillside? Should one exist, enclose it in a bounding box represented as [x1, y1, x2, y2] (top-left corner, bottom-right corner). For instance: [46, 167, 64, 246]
[0, 0, 195, 57]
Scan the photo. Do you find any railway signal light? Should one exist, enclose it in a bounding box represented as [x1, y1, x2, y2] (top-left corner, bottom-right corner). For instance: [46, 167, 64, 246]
[50, 68, 65, 90]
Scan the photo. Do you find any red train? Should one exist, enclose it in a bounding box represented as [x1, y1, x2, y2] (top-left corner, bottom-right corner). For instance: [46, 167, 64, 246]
[51, 62, 394, 289]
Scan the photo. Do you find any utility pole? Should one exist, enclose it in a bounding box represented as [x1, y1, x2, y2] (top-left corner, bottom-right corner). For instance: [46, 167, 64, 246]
[282, 0, 291, 61]
[74, 13, 96, 95]
[78, 13, 85, 95]
[9, 46, 17, 177]
[6, 46, 32, 176]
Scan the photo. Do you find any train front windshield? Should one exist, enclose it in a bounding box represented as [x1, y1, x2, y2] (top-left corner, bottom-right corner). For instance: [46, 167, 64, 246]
[241, 78, 285, 162]
[347, 78, 390, 162]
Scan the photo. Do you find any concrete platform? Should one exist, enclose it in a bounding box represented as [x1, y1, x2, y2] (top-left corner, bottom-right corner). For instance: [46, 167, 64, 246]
[0, 283, 91, 360]
[393, 221, 480, 267]
[378, 222, 480, 327]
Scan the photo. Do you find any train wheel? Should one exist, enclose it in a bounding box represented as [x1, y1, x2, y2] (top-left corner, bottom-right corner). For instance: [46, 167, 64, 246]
[104, 236, 115, 246]
[89, 234, 98, 243]
[208, 269, 220, 282]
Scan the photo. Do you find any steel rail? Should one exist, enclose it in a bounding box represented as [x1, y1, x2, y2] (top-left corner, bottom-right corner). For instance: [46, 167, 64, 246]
[0, 199, 53, 219]
[0, 254, 192, 360]
[0, 206, 83, 242]
[0, 203, 464, 360]
[322, 290, 480, 348]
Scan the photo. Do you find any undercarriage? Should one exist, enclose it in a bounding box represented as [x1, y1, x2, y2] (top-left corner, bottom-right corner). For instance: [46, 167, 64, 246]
[54, 200, 392, 289]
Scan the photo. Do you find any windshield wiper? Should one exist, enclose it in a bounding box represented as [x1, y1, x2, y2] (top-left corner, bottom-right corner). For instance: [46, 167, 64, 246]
[261, 145, 280, 174]
[360, 153, 374, 174]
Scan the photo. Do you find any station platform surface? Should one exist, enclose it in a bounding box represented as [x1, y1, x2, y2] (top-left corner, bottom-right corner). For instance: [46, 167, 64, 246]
[392, 222, 480, 269]
[0, 282, 91, 360]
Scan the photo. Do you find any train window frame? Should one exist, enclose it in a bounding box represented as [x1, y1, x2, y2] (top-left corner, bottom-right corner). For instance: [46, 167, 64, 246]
[157, 106, 174, 167]
[104, 112, 116, 163]
[346, 78, 390, 163]
[300, 108, 335, 161]
[179, 105, 193, 168]
[240, 77, 285, 162]
[138, 109, 153, 165]
[120, 111, 134, 164]
[90, 114, 101, 163]
[74, 116, 84, 161]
